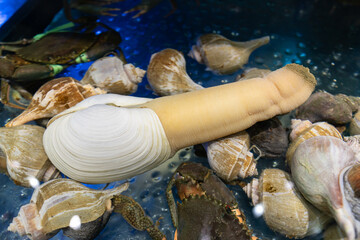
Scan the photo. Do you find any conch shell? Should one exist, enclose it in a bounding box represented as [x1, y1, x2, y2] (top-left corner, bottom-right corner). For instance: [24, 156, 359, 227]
[343, 164, 360, 221]
[0, 125, 59, 187]
[243, 168, 331, 238]
[344, 135, 360, 161]
[81, 56, 145, 95]
[188, 33, 270, 74]
[43, 64, 316, 183]
[204, 131, 258, 182]
[291, 136, 358, 239]
[349, 111, 360, 136]
[147, 48, 203, 96]
[8, 178, 129, 240]
[5, 77, 105, 127]
[286, 119, 342, 166]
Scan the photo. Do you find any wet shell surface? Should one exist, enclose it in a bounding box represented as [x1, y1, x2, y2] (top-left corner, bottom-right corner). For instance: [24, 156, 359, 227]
[43, 94, 172, 183]
[246, 117, 288, 158]
[147, 48, 203, 96]
[343, 164, 360, 221]
[243, 168, 331, 238]
[235, 68, 271, 81]
[295, 91, 358, 125]
[204, 131, 258, 182]
[5, 77, 105, 127]
[188, 33, 270, 74]
[286, 119, 342, 166]
[344, 135, 360, 161]
[8, 178, 129, 240]
[349, 111, 360, 136]
[291, 136, 358, 240]
[0, 125, 59, 187]
[81, 56, 145, 95]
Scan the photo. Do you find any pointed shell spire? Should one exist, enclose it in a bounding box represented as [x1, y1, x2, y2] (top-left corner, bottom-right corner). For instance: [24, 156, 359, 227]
[0, 125, 60, 187]
[188, 34, 270, 74]
[147, 48, 203, 96]
[5, 77, 105, 127]
[81, 56, 145, 95]
[8, 179, 129, 240]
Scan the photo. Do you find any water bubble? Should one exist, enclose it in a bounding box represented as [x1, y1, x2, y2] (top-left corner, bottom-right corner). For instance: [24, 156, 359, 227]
[27, 176, 40, 188]
[252, 203, 264, 218]
[298, 42, 306, 48]
[284, 48, 292, 55]
[151, 171, 162, 182]
[69, 215, 81, 230]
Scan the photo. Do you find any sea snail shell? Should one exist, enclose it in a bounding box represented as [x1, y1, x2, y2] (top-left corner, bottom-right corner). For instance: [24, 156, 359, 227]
[147, 48, 203, 96]
[349, 111, 360, 136]
[81, 56, 145, 95]
[188, 33, 270, 75]
[204, 131, 258, 182]
[43, 64, 316, 183]
[243, 168, 331, 238]
[5, 77, 105, 127]
[8, 178, 129, 240]
[291, 136, 358, 240]
[0, 125, 59, 187]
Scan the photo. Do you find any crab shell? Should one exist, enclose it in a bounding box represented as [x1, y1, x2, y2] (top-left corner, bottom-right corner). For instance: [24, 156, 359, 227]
[243, 168, 331, 238]
[8, 178, 129, 240]
[204, 131, 258, 182]
[0, 125, 60, 187]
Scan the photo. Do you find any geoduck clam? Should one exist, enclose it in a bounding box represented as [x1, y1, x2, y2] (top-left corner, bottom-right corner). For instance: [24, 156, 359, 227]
[188, 33, 270, 75]
[43, 64, 316, 184]
[0, 124, 59, 187]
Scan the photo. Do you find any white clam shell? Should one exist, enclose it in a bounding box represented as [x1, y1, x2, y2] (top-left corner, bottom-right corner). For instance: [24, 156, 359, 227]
[81, 56, 145, 95]
[291, 136, 358, 240]
[43, 94, 172, 183]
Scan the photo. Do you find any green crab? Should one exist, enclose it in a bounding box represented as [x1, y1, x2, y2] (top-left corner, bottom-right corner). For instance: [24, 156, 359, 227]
[0, 24, 124, 83]
[166, 162, 257, 240]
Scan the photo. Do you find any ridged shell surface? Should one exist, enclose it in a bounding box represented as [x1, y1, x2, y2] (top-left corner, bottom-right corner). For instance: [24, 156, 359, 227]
[286, 119, 342, 165]
[243, 168, 330, 238]
[43, 94, 172, 183]
[205, 131, 257, 182]
[8, 178, 129, 240]
[0, 125, 59, 187]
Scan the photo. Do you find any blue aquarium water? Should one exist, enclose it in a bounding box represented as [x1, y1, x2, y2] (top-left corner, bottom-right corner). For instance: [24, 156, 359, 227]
[0, 0, 359, 239]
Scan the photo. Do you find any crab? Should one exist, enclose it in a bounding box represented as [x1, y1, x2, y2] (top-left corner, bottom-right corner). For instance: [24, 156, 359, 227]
[166, 162, 258, 240]
[0, 24, 124, 83]
[112, 194, 166, 240]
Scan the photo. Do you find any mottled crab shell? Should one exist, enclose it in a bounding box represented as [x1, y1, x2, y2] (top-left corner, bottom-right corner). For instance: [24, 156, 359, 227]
[5, 77, 105, 127]
[147, 48, 203, 96]
[291, 136, 358, 240]
[243, 168, 331, 238]
[0, 125, 59, 187]
[8, 178, 129, 240]
[286, 119, 342, 166]
[204, 131, 258, 182]
[188, 33, 270, 75]
[81, 56, 145, 95]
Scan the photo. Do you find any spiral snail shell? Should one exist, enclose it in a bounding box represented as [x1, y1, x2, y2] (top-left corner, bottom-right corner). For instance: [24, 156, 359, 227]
[291, 136, 358, 240]
[243, 168, 331, 238]
[204, 131, 258, 182]
[286, 119, 342, 166]
[0, 125, 59, 187]
[43, 64, 316, 183]
[147, 48, 203, 96]
[188, 34, 270, 74]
